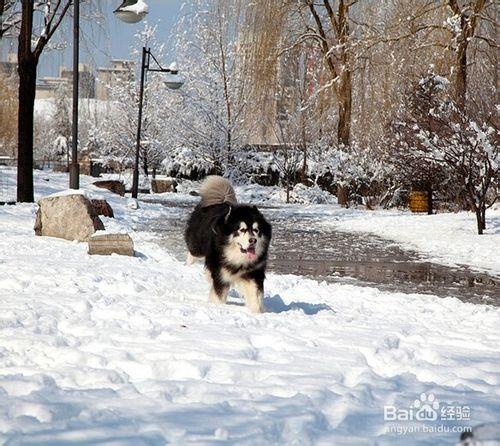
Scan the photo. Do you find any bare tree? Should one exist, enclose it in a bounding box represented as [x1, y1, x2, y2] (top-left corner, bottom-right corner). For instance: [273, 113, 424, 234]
[270, 118, 303, 203]
[445, 0, 494, 110]
[16, 0, 72, 202]
[299, 0, 356, 146]
[0, 0, 18, 39]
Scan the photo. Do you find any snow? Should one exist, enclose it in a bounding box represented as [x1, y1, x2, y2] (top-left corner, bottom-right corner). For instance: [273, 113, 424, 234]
[120, 0, 149, 15]
[0, 169, 499, 445]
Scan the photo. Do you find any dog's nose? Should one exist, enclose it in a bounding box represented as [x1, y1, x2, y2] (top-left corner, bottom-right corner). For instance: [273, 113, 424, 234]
[249, 237, 257, 245]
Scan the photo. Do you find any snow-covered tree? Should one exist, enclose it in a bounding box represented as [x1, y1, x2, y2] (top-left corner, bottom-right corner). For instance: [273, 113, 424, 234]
[389, 73, 452, 214]
[52, 83, 72, 166]
[167, 0, 248, 176]
[97, 24, 172, 177]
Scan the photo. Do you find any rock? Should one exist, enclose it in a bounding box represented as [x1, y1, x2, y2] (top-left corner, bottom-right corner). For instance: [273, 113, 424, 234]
[93, 180, 125, 196]
[151, 178, 177, 194]
[88, 233, 134, 256]
[35, 194, 104, 241]
[91, 199, 114, 218]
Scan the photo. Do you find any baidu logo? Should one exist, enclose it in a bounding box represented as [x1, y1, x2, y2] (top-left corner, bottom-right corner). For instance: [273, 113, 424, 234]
[384, 393, 440, 422]
[413, 393, 440, 421]
[384, 392, 472, 435]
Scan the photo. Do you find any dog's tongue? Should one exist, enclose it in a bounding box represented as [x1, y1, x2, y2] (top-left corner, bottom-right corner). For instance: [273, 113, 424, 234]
[246, 246, 256, 260]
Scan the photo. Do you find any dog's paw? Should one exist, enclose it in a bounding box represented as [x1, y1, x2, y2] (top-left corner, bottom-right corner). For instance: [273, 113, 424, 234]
[249, 304, 266, 314]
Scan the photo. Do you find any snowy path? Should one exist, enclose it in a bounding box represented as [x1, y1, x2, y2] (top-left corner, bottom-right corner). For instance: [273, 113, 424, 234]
[0, 170, 499, 445]
[142, 197, 498, 305]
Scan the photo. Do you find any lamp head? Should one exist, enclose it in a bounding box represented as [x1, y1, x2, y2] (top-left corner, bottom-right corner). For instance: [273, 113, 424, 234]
[114, 0, 148, 24]
[164, 71, 184, 90]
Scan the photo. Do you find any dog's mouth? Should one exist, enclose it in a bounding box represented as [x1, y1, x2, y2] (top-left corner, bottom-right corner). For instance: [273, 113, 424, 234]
[240, 245, 256, 260]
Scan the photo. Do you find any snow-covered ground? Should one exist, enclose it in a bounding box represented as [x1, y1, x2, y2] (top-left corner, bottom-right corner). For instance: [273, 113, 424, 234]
[0, 168, 499, 445]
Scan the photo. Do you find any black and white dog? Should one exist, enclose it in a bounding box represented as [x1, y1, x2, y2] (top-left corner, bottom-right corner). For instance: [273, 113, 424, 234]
[184, 176, 272, 313]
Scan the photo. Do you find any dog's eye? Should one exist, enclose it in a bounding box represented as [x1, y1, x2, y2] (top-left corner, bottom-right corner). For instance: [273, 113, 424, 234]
[239, 228, 247, 233]
[254, 228, 259, 234]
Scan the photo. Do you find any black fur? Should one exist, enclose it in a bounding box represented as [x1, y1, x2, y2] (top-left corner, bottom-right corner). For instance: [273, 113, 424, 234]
[185, 202, 272, 302]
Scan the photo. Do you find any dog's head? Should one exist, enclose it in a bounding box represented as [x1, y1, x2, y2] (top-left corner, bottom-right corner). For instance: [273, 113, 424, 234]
[218, 205, 271, 266]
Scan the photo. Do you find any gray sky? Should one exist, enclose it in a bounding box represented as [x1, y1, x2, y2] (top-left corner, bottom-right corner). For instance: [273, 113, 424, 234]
[1, 1, 183, 77]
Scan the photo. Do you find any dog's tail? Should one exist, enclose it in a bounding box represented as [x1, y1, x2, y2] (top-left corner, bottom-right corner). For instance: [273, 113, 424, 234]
[200, 175, 237, 207]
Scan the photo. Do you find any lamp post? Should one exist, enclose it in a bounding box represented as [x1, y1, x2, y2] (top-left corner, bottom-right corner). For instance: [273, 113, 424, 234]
[131, 47, 183, 199]
[69, 0, 80, 189]
[69, 1, 149, 190]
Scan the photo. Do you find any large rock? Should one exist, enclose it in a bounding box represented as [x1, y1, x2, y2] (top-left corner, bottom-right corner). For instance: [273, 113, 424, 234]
[88, 233, 134, 256]
[151, 178, 177, 194]
[93, 180, 125, 196]
[35, 193, 104, 242]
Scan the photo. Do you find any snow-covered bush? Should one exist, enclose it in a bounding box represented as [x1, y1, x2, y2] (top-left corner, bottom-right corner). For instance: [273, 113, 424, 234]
[307, 142, 389, 206]
[161, 146, 215, 179]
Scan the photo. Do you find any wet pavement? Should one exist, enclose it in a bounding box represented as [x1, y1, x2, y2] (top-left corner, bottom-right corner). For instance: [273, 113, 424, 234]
[141, 198, 499, 306]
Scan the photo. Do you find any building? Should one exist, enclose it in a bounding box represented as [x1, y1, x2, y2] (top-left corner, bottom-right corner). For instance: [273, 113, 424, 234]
[59, 63, 96, 99]
[95, 59, 135, 101]
[36, 64, 96, 99]
[35, 76, 70, 100]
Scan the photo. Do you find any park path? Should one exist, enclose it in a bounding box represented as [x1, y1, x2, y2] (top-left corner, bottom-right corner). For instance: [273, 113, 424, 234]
[141, 197, 499, 306]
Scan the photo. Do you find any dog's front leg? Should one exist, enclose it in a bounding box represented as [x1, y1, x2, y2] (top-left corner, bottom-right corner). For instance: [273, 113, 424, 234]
[239, 279, 265, 313]
[209, 276, 229, 305]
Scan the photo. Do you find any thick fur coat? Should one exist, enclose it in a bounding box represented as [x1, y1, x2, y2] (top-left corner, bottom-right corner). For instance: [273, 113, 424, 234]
[184, 176, 272, 313]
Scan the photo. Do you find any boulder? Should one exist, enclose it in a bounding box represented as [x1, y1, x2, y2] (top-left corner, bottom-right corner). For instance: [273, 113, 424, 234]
[88, 233, 134, 256]
[35, 193, 104, 241]
[91, 199, 114, 218]
[151, 178, 177, 194]
[93, 180, 125, 196]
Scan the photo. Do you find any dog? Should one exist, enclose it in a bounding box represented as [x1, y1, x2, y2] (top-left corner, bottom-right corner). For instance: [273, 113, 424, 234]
[184, 176, 272, 313]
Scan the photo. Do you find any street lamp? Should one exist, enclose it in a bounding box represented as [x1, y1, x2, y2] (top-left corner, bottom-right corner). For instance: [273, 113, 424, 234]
[69, 0, 81, 190]
[69, 0, 148, 190]
[114, 0, 149, 24]
[131, 48, 184, 199]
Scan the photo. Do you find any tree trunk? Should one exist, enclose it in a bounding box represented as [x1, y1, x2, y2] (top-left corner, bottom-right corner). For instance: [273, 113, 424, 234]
[455, 38, 468, 111]
[337, 68, 352, 146]
[481, 203, 486, 230]
[286, 178, 290, 203]
[300, 110, 307, 179]
[337, 185, 349, 207]
[475, 208, 484, 235]
[142, 150, 149, 177]
[17, 52, 37, 202]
